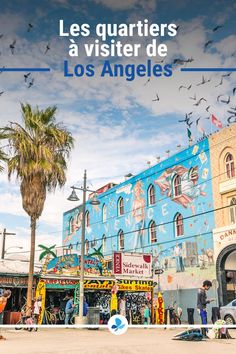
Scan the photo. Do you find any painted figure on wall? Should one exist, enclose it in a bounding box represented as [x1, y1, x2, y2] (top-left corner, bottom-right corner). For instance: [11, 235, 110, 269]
[132, 181, 145, 251]
[154, 165, 206, 215]
[173, 243, 185, 272]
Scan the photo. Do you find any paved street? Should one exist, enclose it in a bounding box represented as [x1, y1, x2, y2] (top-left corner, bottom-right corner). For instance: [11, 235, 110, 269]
[0, 328, 235, 354]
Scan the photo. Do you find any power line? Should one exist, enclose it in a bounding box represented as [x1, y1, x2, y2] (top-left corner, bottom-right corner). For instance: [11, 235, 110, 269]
[5, 202, 233, 256]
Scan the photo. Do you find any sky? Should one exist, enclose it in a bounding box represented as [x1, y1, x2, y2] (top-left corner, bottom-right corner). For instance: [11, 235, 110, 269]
[0, 0, 236, 259]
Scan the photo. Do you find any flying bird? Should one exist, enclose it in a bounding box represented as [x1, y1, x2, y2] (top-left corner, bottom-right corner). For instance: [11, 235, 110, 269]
[220, 96, 230, 104]
[9, 40, 16, 54]
[217, 94, 224, 102]
[186, 57, 194, 63]
[212, 25, 223, 32]
[28, 79, 34, 88]
[179, 84, 192, 91]
[152, 94, 159, 102]
[196, 76, 210, 86]
[24, 72, 31, 82]
[222, 72, 232, 78]
[215, 77, 223, 87]
[204, 40, 213, 50]
[193, 98, 207, 106]
[189, 93, 197, 100]
[144, 78, 151, 86]
[0, 91, 4, 96]
[196, 117, 201, 125]
[44, 43, 50, 54]
[155, 59, 164, 64]
[233, 87, 236, 95]
[206, 105, 211, 112]
[27, 23, 34, 32]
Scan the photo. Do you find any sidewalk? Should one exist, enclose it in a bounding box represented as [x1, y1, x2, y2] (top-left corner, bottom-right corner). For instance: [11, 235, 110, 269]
[0, 328, 235, 354]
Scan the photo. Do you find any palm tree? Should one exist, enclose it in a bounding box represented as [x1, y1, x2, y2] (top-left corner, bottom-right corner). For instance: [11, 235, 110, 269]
[39, 244, 57, 274]
[89, 245, 111, 276]
[1, 103, 73, 313]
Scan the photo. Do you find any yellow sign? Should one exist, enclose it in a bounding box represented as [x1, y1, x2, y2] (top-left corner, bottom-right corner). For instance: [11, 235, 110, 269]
[35, 280, 46, 324]
[156, 292, 165, 325]
[110, 294, 118, 312]
[83, 279, 153, 292]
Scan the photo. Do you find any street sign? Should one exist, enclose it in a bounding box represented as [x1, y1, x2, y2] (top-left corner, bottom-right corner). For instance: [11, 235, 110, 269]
[154, 268, 164, 275]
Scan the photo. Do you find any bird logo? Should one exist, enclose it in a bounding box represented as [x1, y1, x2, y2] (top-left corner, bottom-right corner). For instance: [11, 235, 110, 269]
[108, 315, 128, 335]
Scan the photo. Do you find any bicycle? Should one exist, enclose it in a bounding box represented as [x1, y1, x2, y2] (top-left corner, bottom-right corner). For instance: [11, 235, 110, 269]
[44, 306, 57, 325]
[167, 301, 182, 325]
[15, 304, 38, 331]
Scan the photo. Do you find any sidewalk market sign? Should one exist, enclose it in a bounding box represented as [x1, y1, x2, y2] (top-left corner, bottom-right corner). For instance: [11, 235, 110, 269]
[45, 254, 111, 276]
[42, 278, 154, 291]
[113, 252, 152, 277]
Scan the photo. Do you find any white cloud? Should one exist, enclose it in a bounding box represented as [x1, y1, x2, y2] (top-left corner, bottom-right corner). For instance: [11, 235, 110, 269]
[92, 0, 156, 11]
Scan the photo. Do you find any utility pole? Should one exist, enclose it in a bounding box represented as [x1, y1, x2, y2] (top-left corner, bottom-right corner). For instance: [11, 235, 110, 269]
[0, 228, 16, 259]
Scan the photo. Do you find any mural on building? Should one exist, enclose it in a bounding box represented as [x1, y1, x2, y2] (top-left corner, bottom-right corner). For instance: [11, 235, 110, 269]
[63, 139, 216, 290]
[46, 252, 111, 277]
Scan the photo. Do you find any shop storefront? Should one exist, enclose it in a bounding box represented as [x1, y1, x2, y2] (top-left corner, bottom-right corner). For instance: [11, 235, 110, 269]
[0, 274, 37, 324]
[38, 276, 154, 324]
[214, 225, 236, 305]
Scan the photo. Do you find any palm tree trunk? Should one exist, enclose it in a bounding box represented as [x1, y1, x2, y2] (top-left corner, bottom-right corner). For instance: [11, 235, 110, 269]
[26, 216, 36, 316]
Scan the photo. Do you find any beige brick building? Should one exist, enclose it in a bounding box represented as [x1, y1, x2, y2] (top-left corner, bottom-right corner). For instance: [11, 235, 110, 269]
[209, 124, 236, 306]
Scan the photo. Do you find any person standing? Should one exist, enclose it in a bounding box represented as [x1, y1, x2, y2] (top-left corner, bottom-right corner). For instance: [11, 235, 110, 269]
[0, 290, 11, 340]
[64, 294, 75, 325]
[197, 280, 215, 336]
[144, 303, 150, 325]
[33, 296, 42, 324]
[119, 294, 126, 317]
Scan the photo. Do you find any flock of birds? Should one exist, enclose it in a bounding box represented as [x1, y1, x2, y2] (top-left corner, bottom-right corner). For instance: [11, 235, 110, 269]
[146, 24, 236, 131]
[0, 22, 236, 131]
[0, 22, 51, 95]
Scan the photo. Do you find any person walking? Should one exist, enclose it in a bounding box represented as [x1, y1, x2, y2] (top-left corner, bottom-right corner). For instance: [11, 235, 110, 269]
[197, 280, 215, 336]
[0, 290, 11, 340]
[64, 294, 75, 325]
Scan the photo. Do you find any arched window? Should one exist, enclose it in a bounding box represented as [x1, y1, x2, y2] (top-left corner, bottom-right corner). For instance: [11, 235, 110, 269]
[102, 234, 106, 253]
[149, 220, 157, 244]
[173, 175, 182, 196]
[102, 204, 107, 222]
[85, 211, 90, 227]
[225, 153, 235, 179]
[148, 184, 156, 205]
[69, 216, 74, 234]
[175, 213, 184, 237]
[118, 197, 124, 216]
[118, 230, 124, 250]
[229, 197, 236, 224]
[85, 240, 89, 255]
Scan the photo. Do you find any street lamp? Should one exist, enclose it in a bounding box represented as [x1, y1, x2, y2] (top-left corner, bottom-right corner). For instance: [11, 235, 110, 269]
[4, 246, 23, 256]
[67, 170, 100, 324]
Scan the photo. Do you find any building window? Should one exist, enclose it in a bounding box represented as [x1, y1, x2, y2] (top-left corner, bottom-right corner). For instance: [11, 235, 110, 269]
[229, 197, 236, 224]
[85, 211, 90, 227]
[102, 204, 107, 222]
[118, 230, 124, 250]
[149, 220, 157, 244]
[85, 240, 89, 255]
[226, 153, 235, 179]
[175, 213, 184, 237]
[118, 197, 124, 216]
[102, 234, 106, 253]
[173, 175, 182, 196]
[148, 184, 156, 205]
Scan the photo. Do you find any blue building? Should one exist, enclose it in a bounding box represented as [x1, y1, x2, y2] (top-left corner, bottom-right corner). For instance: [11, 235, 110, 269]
[63, 137, 217, 318]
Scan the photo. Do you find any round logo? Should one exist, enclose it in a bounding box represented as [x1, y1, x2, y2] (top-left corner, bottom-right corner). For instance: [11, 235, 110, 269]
[108, 315, 128, 335]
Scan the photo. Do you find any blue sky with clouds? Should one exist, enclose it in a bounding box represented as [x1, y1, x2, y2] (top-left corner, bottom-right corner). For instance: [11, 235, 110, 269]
[0, 0, 236, 256]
